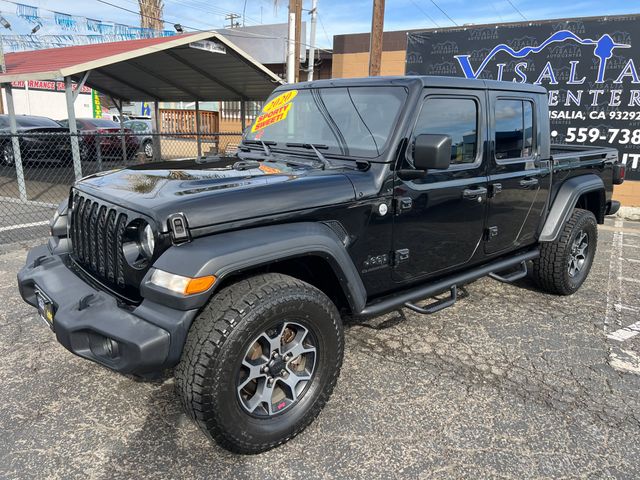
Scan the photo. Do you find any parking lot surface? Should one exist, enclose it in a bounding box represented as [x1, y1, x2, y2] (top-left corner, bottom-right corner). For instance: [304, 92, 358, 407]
[2, 218, 640, 479]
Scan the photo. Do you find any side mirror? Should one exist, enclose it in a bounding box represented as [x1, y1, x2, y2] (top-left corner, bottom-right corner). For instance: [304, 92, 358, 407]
[413, 134, 452, 170]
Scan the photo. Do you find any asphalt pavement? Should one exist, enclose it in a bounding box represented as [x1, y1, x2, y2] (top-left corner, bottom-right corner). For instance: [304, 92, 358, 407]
[1, 218, 640, 479]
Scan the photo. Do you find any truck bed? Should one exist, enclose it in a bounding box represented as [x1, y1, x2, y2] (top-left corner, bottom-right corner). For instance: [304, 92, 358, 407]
[550, 144, 617, 162]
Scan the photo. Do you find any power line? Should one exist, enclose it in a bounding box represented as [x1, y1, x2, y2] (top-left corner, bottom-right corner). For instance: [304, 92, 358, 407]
[409, 0, 440, 28]
[428, 0, 458, 26]
[316, 11, 331, 47]
[505, 0, 527, 21]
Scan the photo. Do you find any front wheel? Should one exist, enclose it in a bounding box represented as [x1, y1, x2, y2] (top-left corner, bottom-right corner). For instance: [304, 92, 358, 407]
[143, 140, 153, 158]
[532, 208, 598, 295]
[175, 273, 344, 454]
[2, 142, 14, 166]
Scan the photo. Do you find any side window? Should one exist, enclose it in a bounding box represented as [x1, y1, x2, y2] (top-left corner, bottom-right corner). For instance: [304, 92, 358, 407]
[414, 97, 478, 165]
[495, 99, 535, 160]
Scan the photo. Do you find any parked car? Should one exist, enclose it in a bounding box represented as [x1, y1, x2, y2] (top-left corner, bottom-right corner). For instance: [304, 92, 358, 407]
[0, 114, 70, 166]
[19, 76, 624, 454]
[124, 119, 154, 158]
[58, 118, 139, 161]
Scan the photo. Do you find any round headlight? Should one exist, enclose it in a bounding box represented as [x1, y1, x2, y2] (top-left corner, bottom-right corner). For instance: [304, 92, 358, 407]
[140, 223, 155, 258]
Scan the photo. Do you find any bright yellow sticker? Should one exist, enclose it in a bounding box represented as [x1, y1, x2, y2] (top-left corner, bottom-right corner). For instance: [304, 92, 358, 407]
[263, 90, 298, 113]
[251, 103, 292, 132]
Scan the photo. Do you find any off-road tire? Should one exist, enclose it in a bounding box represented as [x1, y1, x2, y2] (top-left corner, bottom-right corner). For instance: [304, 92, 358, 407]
[532, 208, 597, 295]
[175, 273, 344, 454]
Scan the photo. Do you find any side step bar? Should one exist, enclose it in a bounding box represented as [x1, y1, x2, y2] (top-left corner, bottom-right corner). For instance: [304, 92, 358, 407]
[404, 285, 457, 315]
[359, 249, 539, 317]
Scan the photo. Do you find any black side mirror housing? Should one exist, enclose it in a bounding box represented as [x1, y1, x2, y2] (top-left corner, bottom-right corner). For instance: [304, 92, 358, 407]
[413, 134, 452, 171]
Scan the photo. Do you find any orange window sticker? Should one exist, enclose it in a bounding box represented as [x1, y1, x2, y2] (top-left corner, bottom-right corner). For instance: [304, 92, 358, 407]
[263, 90, 298, 113]
[258, 164, 282, 174]
[251, 102, 292, 132]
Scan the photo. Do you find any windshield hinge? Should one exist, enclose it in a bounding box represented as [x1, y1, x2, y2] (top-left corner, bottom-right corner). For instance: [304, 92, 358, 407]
[168, 213, 190, 244]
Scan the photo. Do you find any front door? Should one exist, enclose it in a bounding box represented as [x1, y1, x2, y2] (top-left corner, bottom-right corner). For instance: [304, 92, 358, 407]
[393, 89, 488, 282]
[484, 93, 551, 254]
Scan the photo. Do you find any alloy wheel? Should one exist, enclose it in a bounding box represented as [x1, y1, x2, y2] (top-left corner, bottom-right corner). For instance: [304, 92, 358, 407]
[237, 322, 317, 417]
[568, 230, 588, 277]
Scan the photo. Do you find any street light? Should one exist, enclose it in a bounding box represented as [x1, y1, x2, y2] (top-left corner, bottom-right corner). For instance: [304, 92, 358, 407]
[0, 16, 10, 74]
[174, 23, 183, 33]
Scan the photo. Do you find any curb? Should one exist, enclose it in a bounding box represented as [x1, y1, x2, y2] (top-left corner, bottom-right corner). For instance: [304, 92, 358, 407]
[617, 206, 640, 222]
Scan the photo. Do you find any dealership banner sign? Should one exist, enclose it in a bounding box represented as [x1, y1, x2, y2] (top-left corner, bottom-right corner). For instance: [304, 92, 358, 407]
[406, 15, 640, 180]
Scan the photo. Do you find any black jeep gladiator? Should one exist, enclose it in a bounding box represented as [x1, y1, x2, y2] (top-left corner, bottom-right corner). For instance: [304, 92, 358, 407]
[18, 76, 625, 453]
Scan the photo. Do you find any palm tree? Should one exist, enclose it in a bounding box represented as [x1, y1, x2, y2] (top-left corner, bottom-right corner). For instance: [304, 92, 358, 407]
[138, 0, 164, 34]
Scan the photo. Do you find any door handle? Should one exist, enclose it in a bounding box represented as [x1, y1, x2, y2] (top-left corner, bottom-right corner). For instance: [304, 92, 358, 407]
[462, 186, 488, 202]
[519, 177, 539, 188]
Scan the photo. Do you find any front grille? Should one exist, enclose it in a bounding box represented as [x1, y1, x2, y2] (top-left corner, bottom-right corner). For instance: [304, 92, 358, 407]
[69, 191, 132, 297]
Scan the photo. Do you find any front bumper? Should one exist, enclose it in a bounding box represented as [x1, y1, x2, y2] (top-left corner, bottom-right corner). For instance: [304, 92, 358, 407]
[18, 244, 198, 376]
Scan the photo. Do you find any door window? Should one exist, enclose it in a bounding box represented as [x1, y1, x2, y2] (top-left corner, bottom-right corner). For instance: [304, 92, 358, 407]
[413, 97, 478, 166]
[495, 99, 535, 160]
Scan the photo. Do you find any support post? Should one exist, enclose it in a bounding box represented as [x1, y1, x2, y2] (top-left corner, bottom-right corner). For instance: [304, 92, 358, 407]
[369, 0, 385, 77]
[151, 100, 161, 161]
[240, 99, 246, 133]
[112, 98, 127, 163]
[195, 101, 202, 159]
[5, 83, 27, 202]
[64, 77, 83, 181]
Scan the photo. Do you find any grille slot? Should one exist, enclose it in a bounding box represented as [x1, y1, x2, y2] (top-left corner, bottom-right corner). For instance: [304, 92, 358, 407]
[69, 192, 132, 298]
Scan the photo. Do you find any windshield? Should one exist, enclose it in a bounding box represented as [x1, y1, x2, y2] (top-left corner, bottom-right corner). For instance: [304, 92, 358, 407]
[245, 86, 407, 158]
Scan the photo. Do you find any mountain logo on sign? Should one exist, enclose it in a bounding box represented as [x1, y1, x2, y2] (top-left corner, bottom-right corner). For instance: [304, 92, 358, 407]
[454, 30, 630, 83]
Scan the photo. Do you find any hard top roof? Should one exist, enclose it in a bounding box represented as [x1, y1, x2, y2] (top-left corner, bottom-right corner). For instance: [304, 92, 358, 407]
[278, 75, 547, 94]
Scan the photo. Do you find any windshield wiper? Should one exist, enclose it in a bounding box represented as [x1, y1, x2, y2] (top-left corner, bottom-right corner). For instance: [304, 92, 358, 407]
[285, 142, 331, 170]
[242, 140, 276, 158]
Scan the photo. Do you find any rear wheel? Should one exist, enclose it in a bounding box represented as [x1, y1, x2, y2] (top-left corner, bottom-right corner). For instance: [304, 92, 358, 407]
[175, 273, 344, 454]
[532, 208, 597, 295]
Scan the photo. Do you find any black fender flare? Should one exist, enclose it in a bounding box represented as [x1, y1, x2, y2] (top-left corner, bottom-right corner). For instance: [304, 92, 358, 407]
[539, 174, 605, 242]
[142, 222, 367, 312]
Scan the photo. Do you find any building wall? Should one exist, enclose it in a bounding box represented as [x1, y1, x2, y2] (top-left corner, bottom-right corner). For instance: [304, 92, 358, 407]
[1, 88, 93, 120]
[332, 50, 405, 78]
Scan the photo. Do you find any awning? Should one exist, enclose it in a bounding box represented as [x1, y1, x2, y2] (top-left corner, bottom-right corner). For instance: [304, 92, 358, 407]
[0, 31, 283, 101]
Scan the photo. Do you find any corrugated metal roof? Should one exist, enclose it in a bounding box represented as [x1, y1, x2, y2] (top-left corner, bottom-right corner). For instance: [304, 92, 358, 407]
[0, 31, 283, 101]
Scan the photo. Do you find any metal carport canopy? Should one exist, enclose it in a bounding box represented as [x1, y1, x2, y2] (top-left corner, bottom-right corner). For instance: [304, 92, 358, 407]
[0, 31, 283, 101]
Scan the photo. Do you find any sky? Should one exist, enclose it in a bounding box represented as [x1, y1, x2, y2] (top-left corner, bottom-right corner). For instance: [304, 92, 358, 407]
[0, 0, 638, 49]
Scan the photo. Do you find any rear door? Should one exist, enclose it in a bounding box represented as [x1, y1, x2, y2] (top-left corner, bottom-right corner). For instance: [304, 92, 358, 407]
[485, 93, 551, 254]
[392, 89, 489, 282]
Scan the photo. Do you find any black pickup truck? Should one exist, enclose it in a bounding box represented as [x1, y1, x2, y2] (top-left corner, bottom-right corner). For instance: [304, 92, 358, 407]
[18, 76, 625, 453]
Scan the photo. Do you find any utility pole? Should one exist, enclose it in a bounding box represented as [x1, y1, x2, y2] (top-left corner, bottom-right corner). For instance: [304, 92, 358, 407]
[138, 0, 164, 34]
[286, 0, 296, 83]
[225, 13, 241, 28]
[368, 0, 385, 76]
[294, 0, 302, 82]
[287, 0, 302, 83]
[307, 0, 318, 81]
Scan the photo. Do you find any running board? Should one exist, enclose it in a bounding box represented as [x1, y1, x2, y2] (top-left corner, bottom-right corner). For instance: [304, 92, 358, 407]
[358, 249, 540, 317]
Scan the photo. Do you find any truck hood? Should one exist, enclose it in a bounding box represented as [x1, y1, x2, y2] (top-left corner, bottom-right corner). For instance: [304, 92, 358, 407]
[75, 157, 357, 231]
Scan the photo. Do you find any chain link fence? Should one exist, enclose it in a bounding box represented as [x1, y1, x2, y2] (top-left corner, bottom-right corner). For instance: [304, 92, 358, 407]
[0, 131, 243, 244]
